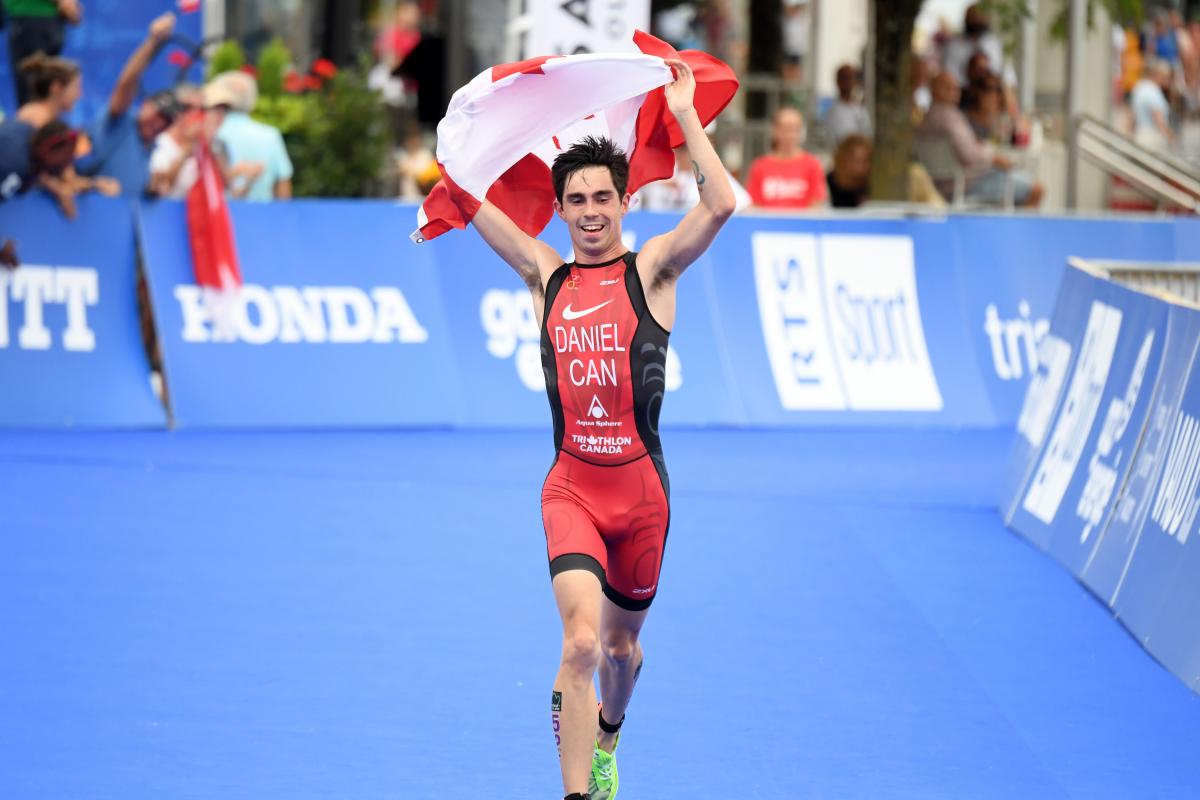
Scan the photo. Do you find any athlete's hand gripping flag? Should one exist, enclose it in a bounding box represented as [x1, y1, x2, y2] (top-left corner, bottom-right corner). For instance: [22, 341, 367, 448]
[411, 30, 738, 244]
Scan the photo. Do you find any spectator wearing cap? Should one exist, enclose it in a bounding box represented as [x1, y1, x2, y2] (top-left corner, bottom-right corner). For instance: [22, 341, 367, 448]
[76, 12, 178, 198]
[205, 71, 293, 201]
[825, 63, 872, 146]
[3, 0, 82, 106]
[150, 84, 263, 200]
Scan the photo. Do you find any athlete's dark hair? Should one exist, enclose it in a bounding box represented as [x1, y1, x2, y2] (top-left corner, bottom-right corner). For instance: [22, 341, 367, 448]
[551, 136, 629, 204]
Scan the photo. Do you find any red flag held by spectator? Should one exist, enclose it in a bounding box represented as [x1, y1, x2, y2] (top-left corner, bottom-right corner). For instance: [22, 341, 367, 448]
[186, 139, 242, 290]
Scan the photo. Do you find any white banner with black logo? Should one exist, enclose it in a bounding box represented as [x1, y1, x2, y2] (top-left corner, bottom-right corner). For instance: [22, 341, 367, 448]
[519, 0, 650, 57]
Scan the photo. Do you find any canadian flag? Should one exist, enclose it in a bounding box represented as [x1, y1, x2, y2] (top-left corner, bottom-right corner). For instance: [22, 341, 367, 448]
[186, 138, 242, 290]
[412, 31, 737, 244]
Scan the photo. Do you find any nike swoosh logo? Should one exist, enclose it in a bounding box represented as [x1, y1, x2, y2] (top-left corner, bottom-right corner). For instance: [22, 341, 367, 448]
[562, 299, 614, 321]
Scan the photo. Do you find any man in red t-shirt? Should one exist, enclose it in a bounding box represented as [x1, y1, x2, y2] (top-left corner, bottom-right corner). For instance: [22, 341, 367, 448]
[745, 106, 827, 208]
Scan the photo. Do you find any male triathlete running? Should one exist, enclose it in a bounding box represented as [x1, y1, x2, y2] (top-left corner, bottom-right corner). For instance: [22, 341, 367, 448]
[470, 59, 735, 800]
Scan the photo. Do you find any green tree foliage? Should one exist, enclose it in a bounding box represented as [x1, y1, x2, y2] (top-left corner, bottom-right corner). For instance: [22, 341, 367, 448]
[207, 39, 245, 79]
[256, 38, 290, 100]
[285, 60, 391, 198]
[205, 39, 389, 198]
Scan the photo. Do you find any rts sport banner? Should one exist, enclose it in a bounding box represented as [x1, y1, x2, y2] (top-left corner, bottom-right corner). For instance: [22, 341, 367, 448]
[0, 194, 166, 428]
[706, 216, 983, 427]
[138, 200, 460, 428]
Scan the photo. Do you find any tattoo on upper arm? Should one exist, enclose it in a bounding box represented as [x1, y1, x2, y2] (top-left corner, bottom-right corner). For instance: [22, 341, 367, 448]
[692, 161, 706, 192]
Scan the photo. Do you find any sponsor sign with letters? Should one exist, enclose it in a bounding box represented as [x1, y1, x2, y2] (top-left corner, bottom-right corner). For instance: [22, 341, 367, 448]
[1109, 303, 1200, 692]
[751, 230, 942, 413]
[138, 201, 459, 427]
[0, 195, 165, 427]
[1079, 305, 1200, 604]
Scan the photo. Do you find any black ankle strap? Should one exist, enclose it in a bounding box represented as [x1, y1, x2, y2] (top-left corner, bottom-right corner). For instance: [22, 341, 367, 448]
[598, 706, 624, 734]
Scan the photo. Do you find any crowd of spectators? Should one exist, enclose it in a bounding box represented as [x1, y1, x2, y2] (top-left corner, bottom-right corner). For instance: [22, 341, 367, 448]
[627, 1, 1042, 213]
[7, 1, 1189, 223]
[1116, 9, 1199, 154]
[0, 8, 294, 249]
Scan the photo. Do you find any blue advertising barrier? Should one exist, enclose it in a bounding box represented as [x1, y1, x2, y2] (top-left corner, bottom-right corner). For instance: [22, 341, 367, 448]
[138, 200, 462, 428]
[8, 196, 1198, 433]
[1004, 268, 1170, 562]
[1110, 314, 1200, 692]
[998, 262, 1103, 531]
[997, 253, 1200, 692]
[0, 3, 205, 125]
[951, 215, 1179, 426]
[0, 194, 165, 428]
[1079, 303, 1200, 604]
[1040, 281, 1167, 574]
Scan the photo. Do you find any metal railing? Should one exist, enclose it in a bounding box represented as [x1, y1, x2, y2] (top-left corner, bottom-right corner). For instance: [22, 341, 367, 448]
[1092, 261, 1200, 305]
[1073, 114, 1200, 214]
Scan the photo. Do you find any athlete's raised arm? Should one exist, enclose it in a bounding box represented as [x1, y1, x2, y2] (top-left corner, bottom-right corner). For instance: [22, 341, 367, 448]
[472, 200, 563, 293]
[640, 58, 737, 284]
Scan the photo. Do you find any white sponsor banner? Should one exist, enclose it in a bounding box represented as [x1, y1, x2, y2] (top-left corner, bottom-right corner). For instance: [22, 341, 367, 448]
[526, 0, 650, 56]
[752, 233, 843, 410]
[752, 232, 942, 412]
[820, 235, 942, 410]
[1022, 301, 1123, 524]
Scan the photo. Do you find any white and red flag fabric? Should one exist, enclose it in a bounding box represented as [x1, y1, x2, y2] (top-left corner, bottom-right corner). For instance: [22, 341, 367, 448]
[412, 30, 738, 244]
[186, 138, 242, 290]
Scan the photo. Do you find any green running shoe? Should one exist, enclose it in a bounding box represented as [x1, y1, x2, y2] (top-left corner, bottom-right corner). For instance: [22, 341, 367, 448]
[589, 735, 619, 800]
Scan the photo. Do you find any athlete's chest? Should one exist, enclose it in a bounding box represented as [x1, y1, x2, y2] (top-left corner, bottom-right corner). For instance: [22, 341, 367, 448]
[547, 262, 638, 335]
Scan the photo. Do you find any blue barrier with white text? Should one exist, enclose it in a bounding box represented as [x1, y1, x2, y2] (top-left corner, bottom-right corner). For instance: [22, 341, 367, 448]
[0, 194, 166, 428]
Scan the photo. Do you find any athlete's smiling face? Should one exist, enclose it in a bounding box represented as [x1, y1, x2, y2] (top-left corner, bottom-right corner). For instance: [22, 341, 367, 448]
[554, 166, 630, 260]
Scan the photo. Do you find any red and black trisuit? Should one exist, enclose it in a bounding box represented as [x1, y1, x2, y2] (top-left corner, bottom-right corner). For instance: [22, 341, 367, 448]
[540, 251, 670, 611]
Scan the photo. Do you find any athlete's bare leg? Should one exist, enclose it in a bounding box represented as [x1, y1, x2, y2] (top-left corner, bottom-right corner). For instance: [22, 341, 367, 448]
[595, 601, 649, 752]
[551, 569, 604, 796]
